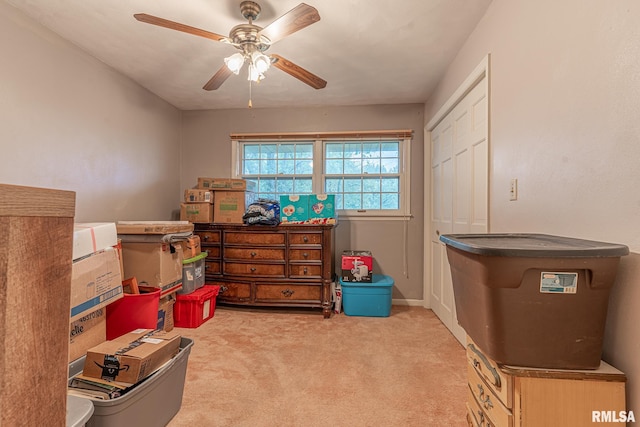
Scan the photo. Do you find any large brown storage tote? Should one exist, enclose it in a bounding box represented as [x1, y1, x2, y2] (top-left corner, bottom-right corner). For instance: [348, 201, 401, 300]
[439, 233, 628, 369]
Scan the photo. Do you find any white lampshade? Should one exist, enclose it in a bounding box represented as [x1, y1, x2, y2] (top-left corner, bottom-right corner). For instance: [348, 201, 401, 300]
[251, 51, 271, 74]
[247, 63, 264, 82]
[224, 53, 245, 74]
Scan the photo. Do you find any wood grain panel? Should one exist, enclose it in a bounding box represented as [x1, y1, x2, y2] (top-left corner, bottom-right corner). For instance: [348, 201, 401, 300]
[255, 284, 321, 301]
[1, 185, 75, 427]
[224, 231, 285, 245]
[224, 262, 286, 277]
[288, 232, 322, 245]
[199, 231, 221, 243]
[289, 248, 322, 260]
[225, 247, 285, 261]
[289, 264, 322, 278]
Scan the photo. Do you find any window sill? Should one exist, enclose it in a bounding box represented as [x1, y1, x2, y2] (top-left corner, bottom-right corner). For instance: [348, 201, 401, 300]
[336, 211, 413, 221]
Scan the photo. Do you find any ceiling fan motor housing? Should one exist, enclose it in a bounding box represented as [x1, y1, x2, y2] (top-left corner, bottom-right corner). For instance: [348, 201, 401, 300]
[240, 1, 261, 21]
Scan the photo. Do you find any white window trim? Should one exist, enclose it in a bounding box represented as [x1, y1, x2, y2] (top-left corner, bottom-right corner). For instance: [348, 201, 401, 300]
[231, 131, 413, 221]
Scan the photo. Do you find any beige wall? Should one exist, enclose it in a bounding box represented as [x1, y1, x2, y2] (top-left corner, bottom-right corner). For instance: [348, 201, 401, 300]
[0, 2, 182, 222]
[425, 0, 640, 411]
[181, 105, 425, 300]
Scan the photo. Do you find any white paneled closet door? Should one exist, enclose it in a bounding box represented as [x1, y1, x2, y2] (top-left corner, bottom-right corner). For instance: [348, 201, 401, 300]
[427, 60, 489, 346]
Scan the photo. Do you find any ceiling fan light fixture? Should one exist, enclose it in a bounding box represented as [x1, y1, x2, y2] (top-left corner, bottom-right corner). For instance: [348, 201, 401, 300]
[224, 52, 245, 74]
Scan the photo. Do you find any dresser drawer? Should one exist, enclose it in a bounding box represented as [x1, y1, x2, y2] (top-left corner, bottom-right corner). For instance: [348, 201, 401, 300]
[225, 247, 285, 261]
[467, 386, 497, 427]
[288, 248, 322, 261]
[289, 264, 322, 278]
[224, 262, 286, 277]
[468, 364, 512, 427]
[224, 231, 285, 245]
[255, 283, 322, 302]
[203, 246, 221, 258]
[209, 281, 251, 300]
[198, 231, 221, 243]
[288, 232, 322, 245]
[204, 260, 221, 275]
[466, 336, 512, 408]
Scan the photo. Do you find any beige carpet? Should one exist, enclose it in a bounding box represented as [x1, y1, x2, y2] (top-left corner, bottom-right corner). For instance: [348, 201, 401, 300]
[168, 305, 468, 427]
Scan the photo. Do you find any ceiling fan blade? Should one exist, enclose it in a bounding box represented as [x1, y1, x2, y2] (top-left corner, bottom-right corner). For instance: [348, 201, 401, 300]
[203, 65, 233, 91]
[270, 54, 326, 89]
[259, 3, 320, 44]
[134, 13, 227, 42]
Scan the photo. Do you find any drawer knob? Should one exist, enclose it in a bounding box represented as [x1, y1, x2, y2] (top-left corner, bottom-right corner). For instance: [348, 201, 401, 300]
[203, 235, 209, 241]
[220, 285, 228, 294]
[303, 235, 308, 242]
[250, 267, 256, 272]
[468, 343, 501, 388]
[281, 288, 295, 297]
[303, 252, 308, 258]
[251, 251, 257, 257]
[303, 267, 308, 275]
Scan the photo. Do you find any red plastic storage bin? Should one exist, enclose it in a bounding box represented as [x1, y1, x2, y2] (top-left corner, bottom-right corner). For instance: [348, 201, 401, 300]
[174, 285, 220, 328]
[106, 289, 161, 340]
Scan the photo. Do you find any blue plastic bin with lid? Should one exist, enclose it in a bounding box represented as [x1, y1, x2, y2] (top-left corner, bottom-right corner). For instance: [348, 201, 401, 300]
[339, 274, 394, 317]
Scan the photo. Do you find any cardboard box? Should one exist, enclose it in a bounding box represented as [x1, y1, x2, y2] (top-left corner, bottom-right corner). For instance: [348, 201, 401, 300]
[341, 250, 373, 282]
[82, 329, 181, 385]
[280, 195, 310, 223]
[175, 235, 201, 259]
[116, 221, 193, 235]
[184, 189, 213, 203]
[309, 194, 336, 219]
[158, 294, 175, 332]
[120, 241, 184, 297]
[180, 202, 213, 223]
[73, 222, 118, 261]
[70, 247, 124, 322]
[213, 191, 256, 224]
[69, 308, 107, 363]
[197, 177, 256, 192]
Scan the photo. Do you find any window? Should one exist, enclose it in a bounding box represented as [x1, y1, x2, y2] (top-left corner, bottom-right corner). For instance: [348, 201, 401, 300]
[232, 130, 412, 218]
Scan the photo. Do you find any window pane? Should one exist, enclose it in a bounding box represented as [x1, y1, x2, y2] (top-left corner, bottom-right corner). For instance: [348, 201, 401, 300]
[244, 145, 260, 160]
[363, 177, 380, 192]
[363, 193, 381, 209]
[260, 159, 277, 174]
[344, 159, 362, 174]
[381, 177, 399, 192]
[344, 178, 362, 193]
[325, 178, 342, 193]
[259, 178, 275, 193]
[294, 178, 313, 193]
[363, 142, 380, 158]
[278, 159, 295, 174]
[363, 158, 380, 174]
[381, 158, 399, 173]
[296, 144, 313, 159]
[295, 159, 313, 174]
[343, 193, 361, 209]
[244, 159, 260, 174]
[326, 159, 343, 174]
[278, 144, 295, 159]
[382, 193, 399, 209]
[381, 142, 399, 157]
[325, 143, 343, 158]
[276, 178, 294, 194]
[345, 143, 361, 158]
[260, 144, 277, 159]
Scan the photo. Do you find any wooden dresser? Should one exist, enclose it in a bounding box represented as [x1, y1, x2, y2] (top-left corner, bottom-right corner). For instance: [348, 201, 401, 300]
[194, 223, 334, 318]
[465, 335, 627, 427]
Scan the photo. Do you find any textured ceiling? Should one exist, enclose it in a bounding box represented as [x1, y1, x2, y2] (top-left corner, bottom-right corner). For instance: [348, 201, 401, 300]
[6, 0, 492, 110]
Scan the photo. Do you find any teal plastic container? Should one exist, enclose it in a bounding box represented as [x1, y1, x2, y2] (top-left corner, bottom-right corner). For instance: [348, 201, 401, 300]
[340, 274, 394, 317]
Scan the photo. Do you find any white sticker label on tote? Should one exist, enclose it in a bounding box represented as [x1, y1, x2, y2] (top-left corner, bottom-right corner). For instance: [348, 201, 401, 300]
[203, 300, 211, 320]
[540, 272, 578, 294]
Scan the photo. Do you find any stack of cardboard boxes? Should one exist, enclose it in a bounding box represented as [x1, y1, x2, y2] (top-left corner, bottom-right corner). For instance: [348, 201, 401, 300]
[180, 178, 256, 224]
[68, 223, 124, 362]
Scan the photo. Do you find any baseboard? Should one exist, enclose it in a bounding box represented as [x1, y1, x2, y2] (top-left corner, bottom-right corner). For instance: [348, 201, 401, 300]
[392, 298, 424, 307]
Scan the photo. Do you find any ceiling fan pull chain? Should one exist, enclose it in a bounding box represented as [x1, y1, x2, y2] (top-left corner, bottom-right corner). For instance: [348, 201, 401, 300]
[248, 79, 253, 108]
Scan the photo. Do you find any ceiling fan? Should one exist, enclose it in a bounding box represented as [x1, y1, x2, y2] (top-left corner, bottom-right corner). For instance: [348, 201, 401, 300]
[134, 1, 327, 92]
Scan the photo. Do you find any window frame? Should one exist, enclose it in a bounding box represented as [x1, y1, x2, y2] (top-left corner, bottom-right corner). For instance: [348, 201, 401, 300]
[231, 130, 413, 220]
